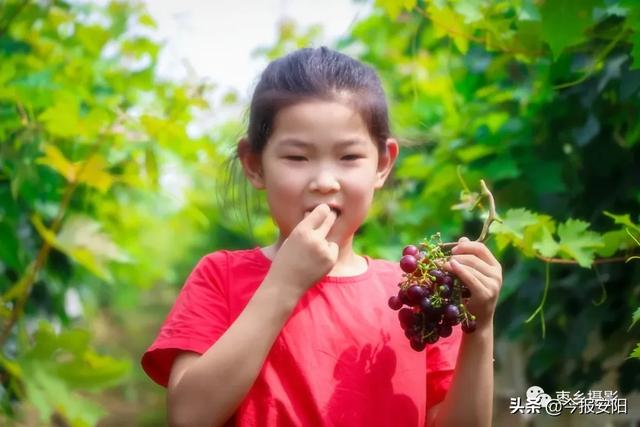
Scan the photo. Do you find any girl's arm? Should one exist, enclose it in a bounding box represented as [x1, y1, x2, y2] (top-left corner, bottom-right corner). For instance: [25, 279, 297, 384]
[167, 272, 302, 427]
[166, 204, 339, 427]
[428, 237, 502, 427]
[427, 324, 494, 427]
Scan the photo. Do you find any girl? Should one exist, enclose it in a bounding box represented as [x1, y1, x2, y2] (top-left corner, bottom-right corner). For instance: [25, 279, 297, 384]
[141, 47, 502, 427]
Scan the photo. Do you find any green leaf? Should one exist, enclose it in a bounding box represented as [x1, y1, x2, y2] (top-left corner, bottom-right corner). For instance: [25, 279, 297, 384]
[36, 143, 76, 182]
[532, 224, 560, 258]
[38, 94, 80, 138]
[490, 208, 539, 241]
[556, 219, 604, 267]
[23, 363, 105, 426]
[604, 211, 640, 234]
[427, 4, 471, 53]
[0, 221, 22, 270]
[376, 0, 417, 20]
[456, 144, 495, 162]
[597, 230, 630, 256]
[454, 0, 483, 23]
[630, 343, 640, 359]
[540, 0, 600, 59]
[139, 13, 157, 28]
[630, 27, 640, 69]
[630, 307, 640, 331]
[55, 352, 131, 391]
[76, 154, 114, 193]
[482, 156, 521, 182]
[519, 0, 541, 21]
[31, 214, 130, 282]
[75, 24, 110, 56]
[36, 144, 114, 192]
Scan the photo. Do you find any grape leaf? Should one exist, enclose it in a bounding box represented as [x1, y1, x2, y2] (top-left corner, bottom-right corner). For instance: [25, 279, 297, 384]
[597, 229, 632, 256]
[532, 224, 560, 258]
[490, 208, 539, 241]
[540, 0, 600, 59]
[604, 211, 640, 234]
[556, 219, 604, 267]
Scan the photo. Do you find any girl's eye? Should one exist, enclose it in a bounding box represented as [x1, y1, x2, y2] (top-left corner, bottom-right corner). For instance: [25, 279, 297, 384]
[342, 154, 363, 161]
[284, 156, 307, 161]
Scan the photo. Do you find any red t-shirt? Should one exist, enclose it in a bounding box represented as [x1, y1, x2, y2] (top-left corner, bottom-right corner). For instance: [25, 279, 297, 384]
[142, 247, 462, 426]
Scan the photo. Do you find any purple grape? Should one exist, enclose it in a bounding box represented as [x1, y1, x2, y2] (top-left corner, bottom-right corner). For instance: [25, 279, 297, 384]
[429, 269, 444, 284]
[420, 297, 442, 322]
[406, 284, 428, 305]
[410, 336, 427, 351]
[400, 255, 418, 273]
[425, 333, 439, 344]
[388, 295, 403, 310]
[461, 319, 477, 333]
[437, 323, 453, 338]
[402, 245, 419, 257]
[439, 285, 452, 298]
[398, 288, 411, 305]
[443, 304, 460, 324]
[404, 324, 420, 339]
[398, 308, 415, 330]
[441, 274, 453, 287]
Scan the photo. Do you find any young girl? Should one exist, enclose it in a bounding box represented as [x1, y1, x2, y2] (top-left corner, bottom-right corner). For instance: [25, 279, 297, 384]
[141, 47, 502, 427]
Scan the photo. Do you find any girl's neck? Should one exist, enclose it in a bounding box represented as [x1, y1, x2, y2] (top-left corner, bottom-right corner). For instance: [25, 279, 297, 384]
[261, 235, 368, 277]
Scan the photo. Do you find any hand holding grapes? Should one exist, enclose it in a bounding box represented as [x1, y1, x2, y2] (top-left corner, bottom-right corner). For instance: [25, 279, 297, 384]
[388, 180, 503, 351]
[444, 236, 502, 332]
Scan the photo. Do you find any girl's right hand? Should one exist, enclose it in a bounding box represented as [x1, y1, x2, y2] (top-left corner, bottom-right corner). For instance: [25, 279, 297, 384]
[269, 204, 339, 294]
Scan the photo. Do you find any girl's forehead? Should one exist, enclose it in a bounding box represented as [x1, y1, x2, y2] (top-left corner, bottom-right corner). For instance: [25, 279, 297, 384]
[270, 99, 371, 140]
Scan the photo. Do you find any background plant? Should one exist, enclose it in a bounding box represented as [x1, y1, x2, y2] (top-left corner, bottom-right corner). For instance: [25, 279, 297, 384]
[0, 0, 638, 425]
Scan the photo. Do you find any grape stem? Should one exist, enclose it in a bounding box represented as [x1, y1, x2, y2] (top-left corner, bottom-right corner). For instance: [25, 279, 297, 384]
[440, 179, 500, 249]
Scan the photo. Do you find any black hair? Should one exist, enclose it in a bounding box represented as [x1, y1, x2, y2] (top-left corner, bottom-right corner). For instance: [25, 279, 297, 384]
[245, 46, 390, 153]
[219, 47, 391, 235]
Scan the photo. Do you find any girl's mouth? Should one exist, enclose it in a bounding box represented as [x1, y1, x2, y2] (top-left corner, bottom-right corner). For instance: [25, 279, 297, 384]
[304, 205, 342, 217]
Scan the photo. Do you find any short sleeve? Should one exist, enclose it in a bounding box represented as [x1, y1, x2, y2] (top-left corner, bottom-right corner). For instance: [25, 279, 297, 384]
[141, 252, 230, 387]
[426, 325, 462, 410]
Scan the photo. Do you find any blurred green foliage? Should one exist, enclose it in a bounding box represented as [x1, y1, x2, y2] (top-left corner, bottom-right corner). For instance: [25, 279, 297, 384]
[0, 0, 639, 425]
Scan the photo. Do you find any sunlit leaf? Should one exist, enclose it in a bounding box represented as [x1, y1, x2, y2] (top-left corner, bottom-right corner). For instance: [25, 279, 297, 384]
[556, 219, 604, 268]
[38, 94, 80, 138]
[36, 144, 76, 182]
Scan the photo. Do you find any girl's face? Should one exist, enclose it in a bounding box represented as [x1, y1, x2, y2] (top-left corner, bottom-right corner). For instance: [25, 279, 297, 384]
[242, 99, 398, 246]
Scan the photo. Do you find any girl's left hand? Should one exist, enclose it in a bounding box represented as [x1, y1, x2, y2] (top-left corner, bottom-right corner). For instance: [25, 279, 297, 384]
[443, 236, 502, 331]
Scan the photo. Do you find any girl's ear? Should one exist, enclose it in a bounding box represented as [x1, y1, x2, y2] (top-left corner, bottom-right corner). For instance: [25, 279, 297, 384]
[238, 138, 265, 190]
[374, 138, 399, 189]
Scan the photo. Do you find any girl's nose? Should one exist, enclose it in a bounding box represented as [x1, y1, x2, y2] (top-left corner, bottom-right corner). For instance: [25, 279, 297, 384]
[309, 168, 340, 193]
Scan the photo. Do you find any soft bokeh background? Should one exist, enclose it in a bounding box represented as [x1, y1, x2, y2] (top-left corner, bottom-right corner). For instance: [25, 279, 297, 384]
[0, 0, 639, 426]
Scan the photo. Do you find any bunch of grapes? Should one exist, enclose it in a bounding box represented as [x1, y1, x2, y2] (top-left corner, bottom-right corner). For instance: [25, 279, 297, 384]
[388, 233, 477, 352]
